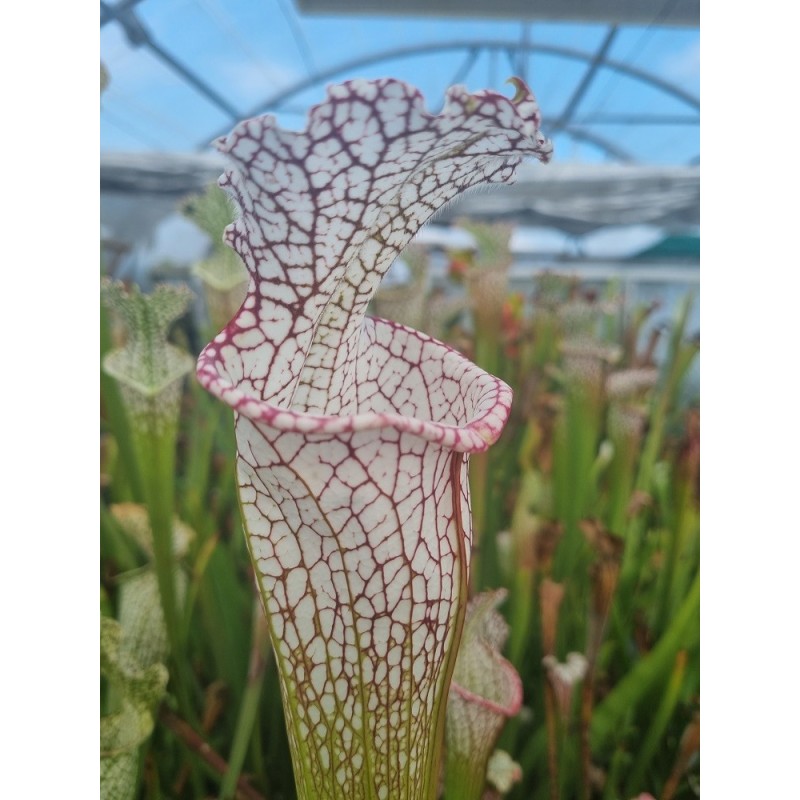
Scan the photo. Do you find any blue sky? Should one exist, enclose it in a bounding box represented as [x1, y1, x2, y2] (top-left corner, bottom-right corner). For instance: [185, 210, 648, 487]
[100, 0, 699, 164]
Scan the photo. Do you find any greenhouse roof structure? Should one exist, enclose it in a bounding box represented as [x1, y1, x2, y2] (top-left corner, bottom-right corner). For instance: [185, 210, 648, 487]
[100, 0, 700, 166]
[101, 152, 699, 236]
[100, 0, 699, 289]
[296, 0, 699, 26]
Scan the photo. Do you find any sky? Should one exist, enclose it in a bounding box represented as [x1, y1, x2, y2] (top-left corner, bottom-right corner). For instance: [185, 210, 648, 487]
[100, 0, 700, 165]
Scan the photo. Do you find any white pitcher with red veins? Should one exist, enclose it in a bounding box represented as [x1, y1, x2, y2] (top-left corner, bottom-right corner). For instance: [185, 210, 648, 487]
[197, 76, 552, 800]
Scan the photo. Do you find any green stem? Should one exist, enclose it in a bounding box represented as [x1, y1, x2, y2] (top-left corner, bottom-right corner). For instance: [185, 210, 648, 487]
[443, 755, 490, 800]
[606, 428, 638, 535]
[137, 406, 205, 794]
[471, 319, 503, 590]
[137, 409, 184, 660]
[544, 681, 560, 800]
[625, 649, 688, 796]
[553, 381, 601, 585]
[180, 534, 219, 646]
[591, 573, 699, 754]
[220, 602, 270, 799]
[618, 296, 697, 601]
[652, 467, 697, 636]
[100, 501, 141, 574]
[601, 743, 632, 800]
[508, 469, 543, 665]
[182, 387, 227, 531]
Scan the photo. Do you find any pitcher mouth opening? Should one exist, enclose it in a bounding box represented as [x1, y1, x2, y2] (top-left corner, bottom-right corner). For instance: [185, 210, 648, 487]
[197, 315, 512, 454]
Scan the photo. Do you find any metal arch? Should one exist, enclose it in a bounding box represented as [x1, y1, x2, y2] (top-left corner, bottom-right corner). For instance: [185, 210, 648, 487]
[203, 38, 700, 147]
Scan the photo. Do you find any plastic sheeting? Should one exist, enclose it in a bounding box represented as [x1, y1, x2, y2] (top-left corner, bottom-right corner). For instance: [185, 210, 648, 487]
[437, 162, 700, 235]
[101, 153, 699, 238]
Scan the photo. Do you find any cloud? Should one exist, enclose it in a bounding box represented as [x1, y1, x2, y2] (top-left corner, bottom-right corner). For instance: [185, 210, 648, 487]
[660, 40, 700, 82]
[217, 58, 302, 106]
[101, 25, 172, 92]
[101, 22, 301, 107]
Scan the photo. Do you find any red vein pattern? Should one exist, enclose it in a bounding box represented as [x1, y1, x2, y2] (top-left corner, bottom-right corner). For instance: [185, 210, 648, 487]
[446, 590, 523, 798]
[196, 77, 551, 799]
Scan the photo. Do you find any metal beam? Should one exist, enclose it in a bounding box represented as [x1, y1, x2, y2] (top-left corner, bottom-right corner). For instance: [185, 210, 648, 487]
[101, 1, 243, 121]
[573, 113, 698, 125]
[552, 26, 618, 131]
[295, 0, 700, 27]
[430, 47, 480, 113]
[449, 47, 480, 88]
[204, 37, 699, 144]
[516, 22, 531, 82]
[100, 0, 146, 27]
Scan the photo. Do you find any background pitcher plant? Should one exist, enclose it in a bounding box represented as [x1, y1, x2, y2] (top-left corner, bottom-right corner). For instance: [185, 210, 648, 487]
[196, 77, 552, 799]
